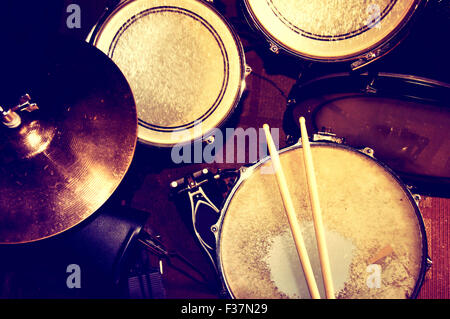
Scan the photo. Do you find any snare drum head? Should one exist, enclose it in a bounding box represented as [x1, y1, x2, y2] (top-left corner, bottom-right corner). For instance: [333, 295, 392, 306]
[244, 0, 420, 61]
[218, 145, 425, 299]
[91, 0, 245, 146]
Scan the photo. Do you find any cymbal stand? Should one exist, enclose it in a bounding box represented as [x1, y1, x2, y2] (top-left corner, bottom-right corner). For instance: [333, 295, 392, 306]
[136, 230, 213, 291]
[1, 94, 38, 128]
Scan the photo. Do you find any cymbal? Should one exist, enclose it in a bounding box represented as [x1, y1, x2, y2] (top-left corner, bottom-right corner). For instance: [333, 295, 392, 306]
[0, 37, 138, 244]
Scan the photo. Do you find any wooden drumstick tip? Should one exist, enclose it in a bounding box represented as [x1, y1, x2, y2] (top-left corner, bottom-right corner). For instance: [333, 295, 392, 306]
[368, 245, 394, 265]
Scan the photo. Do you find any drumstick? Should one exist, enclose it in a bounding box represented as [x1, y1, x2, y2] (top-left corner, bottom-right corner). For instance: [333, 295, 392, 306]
[299, 117, 335, 299]
[263, 124, 321, 299]
[368, 245, 394, 265]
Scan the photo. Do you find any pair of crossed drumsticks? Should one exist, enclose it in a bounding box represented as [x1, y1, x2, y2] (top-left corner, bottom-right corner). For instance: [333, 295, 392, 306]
[263, 117, 334, 299]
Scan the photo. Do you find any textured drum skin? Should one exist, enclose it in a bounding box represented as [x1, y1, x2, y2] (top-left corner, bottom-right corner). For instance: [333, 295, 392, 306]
[218, 145, 424, 299]
[90, 0, 245, 146]
[244, 0, 419, 61]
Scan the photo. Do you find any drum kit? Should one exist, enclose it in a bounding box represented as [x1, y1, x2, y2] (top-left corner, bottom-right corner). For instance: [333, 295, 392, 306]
[0, 0, 448, 299]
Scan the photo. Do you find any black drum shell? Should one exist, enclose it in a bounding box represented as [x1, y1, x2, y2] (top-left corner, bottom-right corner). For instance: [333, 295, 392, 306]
[284, 72, 450, 197]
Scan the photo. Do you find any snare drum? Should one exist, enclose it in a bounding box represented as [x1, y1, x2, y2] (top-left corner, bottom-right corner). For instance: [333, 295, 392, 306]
[242, 0, 424, 68]
[88, 0, 248, 147]
[214, 143, 428, 298]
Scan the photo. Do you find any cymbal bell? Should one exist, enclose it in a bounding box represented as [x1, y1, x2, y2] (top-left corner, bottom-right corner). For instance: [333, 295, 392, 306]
[0, 37, 138, 244]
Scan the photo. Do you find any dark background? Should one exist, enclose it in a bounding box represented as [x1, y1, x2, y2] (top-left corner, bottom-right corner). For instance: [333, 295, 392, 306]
[0, 0, 448, 299]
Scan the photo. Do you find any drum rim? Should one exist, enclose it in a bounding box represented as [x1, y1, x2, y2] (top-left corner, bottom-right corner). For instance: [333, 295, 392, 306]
[290, 72, 450, 93]
[284, 72, 450, 196]
[215, 141, 429, 299]
[241, 0, 425, 63]
[88, 0, 248, 147]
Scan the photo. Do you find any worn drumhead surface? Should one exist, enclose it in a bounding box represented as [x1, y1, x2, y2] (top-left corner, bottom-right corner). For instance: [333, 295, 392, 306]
[91, 0, 244, 146]
[245, 0, 418, 61]
[219, 145, 424, 298]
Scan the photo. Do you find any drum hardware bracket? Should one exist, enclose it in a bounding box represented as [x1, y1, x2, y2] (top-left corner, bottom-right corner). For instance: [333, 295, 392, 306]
[312, 131, 344, 144]
[170, 168, 240, 280]
[351, 39, 394, 70]
[210, 224, 218, 234]
[1, 94, 39, 129]
[406, 190, 422, 205]
[170, 168, 217, 194]
[359, 147, 375, 158]
[245, 64, 253, 77]
[284, 99, 300, 145]
[269, 41, 280, 54]
[413, 193, 421, 205]
[170, 168, 239, 196]
[426, 257, 433, 271]
[351, 49, 382, 71]
[190, 187, 219, 272]
[288, 130, 345, 147]
[204, 135, 215, 145]
[170, 168, 222, 273]
[405, 185, 422, 205]
[363, 76, 378, 94]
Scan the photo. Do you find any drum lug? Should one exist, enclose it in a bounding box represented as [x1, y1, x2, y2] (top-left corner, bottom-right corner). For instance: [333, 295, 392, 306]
[238, 165, 255, 179]
[412, 193, 421, 205]
[245, 64, 252, 77]
[426, 257, 433, 270]
[269, 41, 280, 54]
[204, 135, 215, 145]
[359, 147, 375, 158]
[170, 169, 220, 264]
[312, 131, 344, 144]
[351, 50, 380, 70]
[405, 186, 422, 205]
